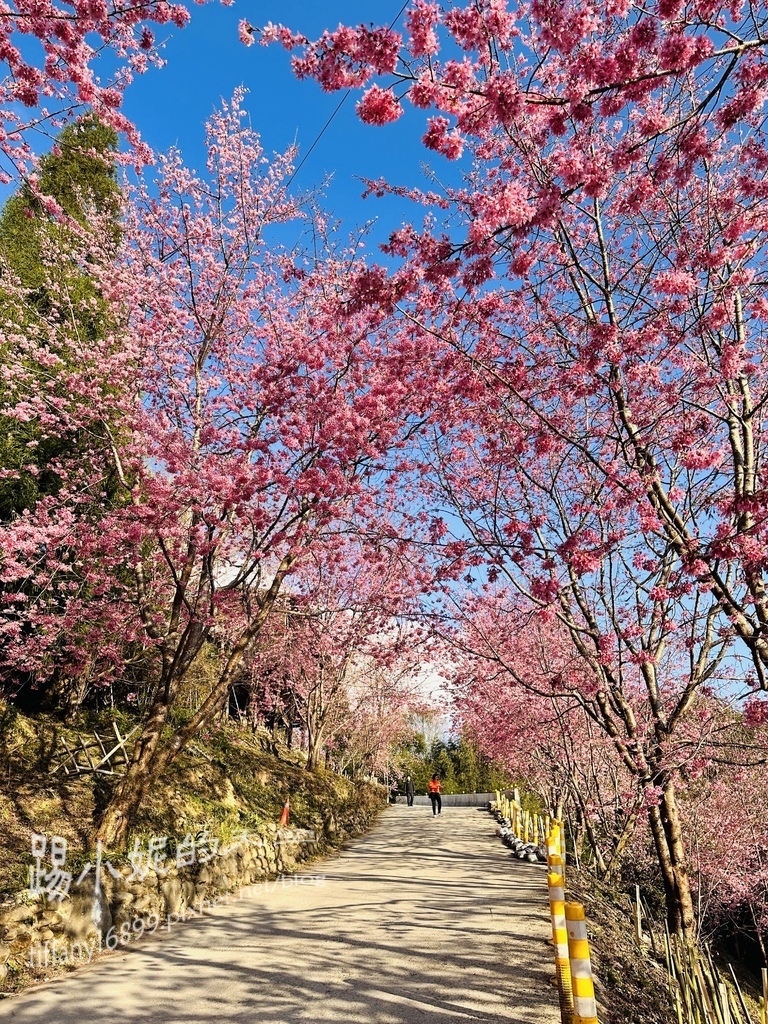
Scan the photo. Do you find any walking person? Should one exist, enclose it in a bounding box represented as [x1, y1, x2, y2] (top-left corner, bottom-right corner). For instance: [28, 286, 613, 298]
[404, 775, 415, 807]
[428, 774, 442, 816]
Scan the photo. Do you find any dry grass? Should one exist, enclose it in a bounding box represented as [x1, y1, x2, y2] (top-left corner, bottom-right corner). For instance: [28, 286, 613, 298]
[0, 701, 381, 899]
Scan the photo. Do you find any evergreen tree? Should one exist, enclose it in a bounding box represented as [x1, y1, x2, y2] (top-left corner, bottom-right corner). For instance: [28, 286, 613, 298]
[395, 732, 511, 794]
[431, 741, 457, 794]
[0, 118, 126, 714]
[395, 732, 432, 792]
[0, 116, 121, 522]
[454, 737, 481, 793]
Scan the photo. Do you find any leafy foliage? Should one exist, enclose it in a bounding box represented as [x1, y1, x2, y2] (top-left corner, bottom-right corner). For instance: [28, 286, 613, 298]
[395, 734, 511, 794]
[0, 117, 121, 523]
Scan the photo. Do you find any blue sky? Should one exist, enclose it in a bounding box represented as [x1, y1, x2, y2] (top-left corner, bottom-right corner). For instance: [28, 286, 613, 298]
[119, 1, 444, 247]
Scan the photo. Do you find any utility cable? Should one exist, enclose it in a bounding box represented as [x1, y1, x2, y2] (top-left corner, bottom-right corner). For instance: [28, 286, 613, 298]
[286, 0, 410, 186]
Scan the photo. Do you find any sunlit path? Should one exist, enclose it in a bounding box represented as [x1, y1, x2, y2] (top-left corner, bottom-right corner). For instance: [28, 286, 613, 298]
[1, 807, 559, 1024]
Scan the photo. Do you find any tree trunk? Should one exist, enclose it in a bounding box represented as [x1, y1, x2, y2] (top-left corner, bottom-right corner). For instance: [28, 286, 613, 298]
[604, 807, 639, 882]
[571, 783, 608, 876]
[41, 669, 89, 721]
[306, 726, 324, 771]
[92, 698, 172, 847]
[60, 674, 90, 723]
[94, 555, 298, 846]
[647, 779, 696, 938]
[750, 905, 768, 968]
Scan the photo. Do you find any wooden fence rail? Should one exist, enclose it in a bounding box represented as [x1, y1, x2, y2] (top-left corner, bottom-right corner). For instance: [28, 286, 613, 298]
[50, 722, 139, 776]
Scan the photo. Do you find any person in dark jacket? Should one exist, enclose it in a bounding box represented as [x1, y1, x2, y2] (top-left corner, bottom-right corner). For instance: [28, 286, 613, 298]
[404, 775, 415, 806]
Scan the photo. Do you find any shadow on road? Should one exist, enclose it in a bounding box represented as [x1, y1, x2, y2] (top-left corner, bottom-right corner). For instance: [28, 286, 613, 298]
[1, 807, 559, 1024]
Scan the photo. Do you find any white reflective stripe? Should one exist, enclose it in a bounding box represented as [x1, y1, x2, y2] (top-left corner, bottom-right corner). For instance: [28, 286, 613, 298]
[573, 997, 598, 1018]
[567, 920, 588, 941]
[548, 885, 565, 901]
[569, 957, 593, 980]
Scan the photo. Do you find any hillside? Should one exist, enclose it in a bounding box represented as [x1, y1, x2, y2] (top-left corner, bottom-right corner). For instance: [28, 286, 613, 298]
[0, 701, 385, 992]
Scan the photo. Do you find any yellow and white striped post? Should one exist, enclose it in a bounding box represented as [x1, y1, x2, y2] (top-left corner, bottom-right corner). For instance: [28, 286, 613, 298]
[512, 789, 521, 838]
[553, 819, 566, 884]
[548, 847, 574, 1024]
[546, 828, 559, 868]
[565, 902, 598, 1024]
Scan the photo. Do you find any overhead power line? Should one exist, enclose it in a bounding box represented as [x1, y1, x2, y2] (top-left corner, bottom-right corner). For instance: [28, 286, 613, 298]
[286, 0, 411, 187]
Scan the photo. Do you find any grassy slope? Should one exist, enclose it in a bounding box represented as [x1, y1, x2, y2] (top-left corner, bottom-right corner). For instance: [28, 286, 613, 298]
[0, 701, 382, 898]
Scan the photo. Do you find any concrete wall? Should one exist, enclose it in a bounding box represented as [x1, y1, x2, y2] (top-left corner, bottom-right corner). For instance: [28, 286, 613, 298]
[399, 793, 495, 807]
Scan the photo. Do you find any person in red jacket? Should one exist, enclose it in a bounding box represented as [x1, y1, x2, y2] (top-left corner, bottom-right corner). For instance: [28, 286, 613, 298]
[428, 775, 442, 816]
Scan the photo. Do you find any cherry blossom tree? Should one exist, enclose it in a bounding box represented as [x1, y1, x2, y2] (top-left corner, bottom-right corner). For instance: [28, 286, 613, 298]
[439, 583, 768, 947]
[253, 0, 768, 936]
[429, 405, 750, 938]
[686, 737, 768, 962]
[0, 0, 226, 179]
[259, 0, 768, 691]
[246, 537, 428, 772]
[0, 93, 435, 845]
[450, 581, 768, 911]
[451, 618, 640, 877]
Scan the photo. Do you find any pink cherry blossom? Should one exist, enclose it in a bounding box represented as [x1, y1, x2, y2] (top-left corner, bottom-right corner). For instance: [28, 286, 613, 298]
[357, 85, 404, 125]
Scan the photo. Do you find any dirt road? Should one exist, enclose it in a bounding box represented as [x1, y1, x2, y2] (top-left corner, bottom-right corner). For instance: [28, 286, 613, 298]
[0, 806, 559, 1023]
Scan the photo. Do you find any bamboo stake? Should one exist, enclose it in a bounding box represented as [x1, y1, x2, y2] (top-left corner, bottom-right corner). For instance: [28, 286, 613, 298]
[640, 893, 659, 955]
[93, 730, 109, 761]
[78, 734, 97, 773]
[726, 966, 749, 1024]
[718, 984, 731, 1024]
[633, 885, 643, 946]
[695, 952, 720, 1024]
[664, 928, 685, 1024]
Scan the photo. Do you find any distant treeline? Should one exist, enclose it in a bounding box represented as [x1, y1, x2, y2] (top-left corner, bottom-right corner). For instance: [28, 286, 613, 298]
[395, 736, 511, 795]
